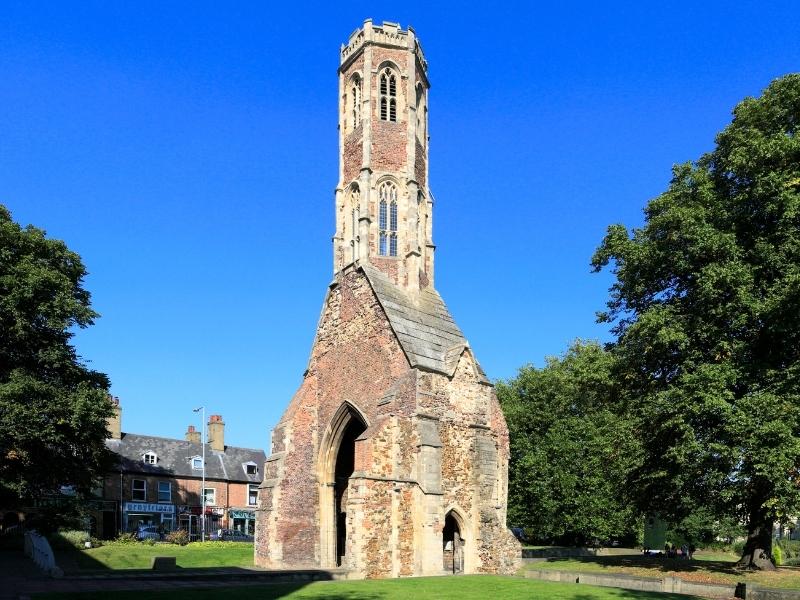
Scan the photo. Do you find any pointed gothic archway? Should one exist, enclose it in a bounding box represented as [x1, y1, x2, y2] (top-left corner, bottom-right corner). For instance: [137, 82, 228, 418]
[443, 509, 466, 574]
[318, 401, 368, 568]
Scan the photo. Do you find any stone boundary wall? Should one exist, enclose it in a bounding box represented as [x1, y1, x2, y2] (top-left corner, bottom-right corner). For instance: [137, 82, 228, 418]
[522, 546, 639, 559]
[523, 568, 800, 599]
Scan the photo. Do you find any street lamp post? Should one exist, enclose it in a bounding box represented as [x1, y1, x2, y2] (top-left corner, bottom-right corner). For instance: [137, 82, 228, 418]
[193, 406, 206, 542]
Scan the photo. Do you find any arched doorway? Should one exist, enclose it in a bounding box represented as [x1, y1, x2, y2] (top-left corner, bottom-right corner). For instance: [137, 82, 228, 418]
[319, 402, 368, 568]
[443, 510, 465, 574]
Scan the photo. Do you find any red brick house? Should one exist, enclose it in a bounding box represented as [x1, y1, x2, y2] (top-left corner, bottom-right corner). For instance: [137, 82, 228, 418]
[96, 400, 265, 539]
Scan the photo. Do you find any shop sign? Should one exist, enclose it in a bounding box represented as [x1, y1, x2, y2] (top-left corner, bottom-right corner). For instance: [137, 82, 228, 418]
[124, 502, 175, 514]
[228, 509, 255, 519]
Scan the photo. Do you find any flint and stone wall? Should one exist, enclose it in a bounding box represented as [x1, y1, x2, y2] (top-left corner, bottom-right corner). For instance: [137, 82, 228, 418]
[255, 267, 520, 577]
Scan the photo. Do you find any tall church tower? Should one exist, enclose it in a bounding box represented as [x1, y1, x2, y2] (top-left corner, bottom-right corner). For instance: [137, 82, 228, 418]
[333, 19, 433, 292]
[256, 21, 520, 578]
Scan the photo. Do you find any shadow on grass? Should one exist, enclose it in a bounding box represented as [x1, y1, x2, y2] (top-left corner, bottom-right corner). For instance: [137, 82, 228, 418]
[34, 584, 382, 600]
[543, 554, 742, 576]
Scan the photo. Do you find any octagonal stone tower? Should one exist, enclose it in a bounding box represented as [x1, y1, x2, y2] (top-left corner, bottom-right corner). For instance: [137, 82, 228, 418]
[255, 20, 520, 578]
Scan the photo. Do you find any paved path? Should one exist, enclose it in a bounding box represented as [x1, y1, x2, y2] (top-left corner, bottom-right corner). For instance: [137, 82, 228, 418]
[0, 550, 345, 599]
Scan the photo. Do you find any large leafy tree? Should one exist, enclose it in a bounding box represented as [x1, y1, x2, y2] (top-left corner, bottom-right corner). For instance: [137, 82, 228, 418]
[592, 74, 800, 569]
[498, 341, 641, 545]
[0, 204, 113, 518]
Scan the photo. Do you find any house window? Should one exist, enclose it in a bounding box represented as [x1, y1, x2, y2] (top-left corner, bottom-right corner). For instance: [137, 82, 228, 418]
[245, 463, 258, 476]
[158, 481, 171, 503]
[248, 484, 259, 506]
[143, 452, 157, 465]
[132, 479, 146, 502]
[379, 67, 398, 122]
[378, 181, 398, 257]
[203, 488, 216, 506]
[192, 457, 203, 470]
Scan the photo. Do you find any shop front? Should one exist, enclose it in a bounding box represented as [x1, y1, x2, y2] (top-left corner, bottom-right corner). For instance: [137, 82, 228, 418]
[178, 505, 223, 540]
[123, 501, 175, 533]
[229, 509, 256, 535]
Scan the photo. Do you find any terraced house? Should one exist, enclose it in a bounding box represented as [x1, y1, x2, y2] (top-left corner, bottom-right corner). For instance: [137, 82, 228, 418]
[94, 399, 265, 539]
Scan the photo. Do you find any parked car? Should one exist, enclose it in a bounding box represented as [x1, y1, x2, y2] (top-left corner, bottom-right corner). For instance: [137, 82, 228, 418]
[136, 525, 160, 541]
[211, 528, 253, 542]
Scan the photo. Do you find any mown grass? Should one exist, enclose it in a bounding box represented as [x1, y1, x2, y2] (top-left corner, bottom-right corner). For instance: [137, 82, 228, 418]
[56, 541, 254, 571]
[524, 551, 800, 590]
[34, 575, 704, 599]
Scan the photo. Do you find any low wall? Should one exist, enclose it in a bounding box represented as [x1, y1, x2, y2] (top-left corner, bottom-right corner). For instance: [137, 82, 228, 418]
[738, 585, 800, 600]
[521, 547, 639, 559]
[524, 568, 738, 598]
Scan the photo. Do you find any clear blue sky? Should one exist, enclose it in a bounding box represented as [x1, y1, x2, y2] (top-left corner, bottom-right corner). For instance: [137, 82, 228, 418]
[2, 2, 798, 451]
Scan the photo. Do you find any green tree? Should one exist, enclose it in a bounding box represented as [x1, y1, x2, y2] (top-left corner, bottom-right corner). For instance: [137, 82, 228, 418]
[498, 340, 641, 545]
[592, 74, 800, 569]
[0, 204, 113, 522]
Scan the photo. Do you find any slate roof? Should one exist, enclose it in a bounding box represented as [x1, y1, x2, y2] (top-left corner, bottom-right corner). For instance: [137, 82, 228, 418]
[105, 433, 266, 484]
[361, 263, 488, 381]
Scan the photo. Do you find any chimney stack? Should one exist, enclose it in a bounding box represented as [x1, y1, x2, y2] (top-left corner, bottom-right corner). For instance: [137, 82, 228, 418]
[107, 396, 122, 439]
[185, 424, 201, 444]
[208, 414, 225, 452]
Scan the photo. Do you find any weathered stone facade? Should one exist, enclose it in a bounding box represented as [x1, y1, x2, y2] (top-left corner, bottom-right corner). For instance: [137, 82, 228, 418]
[255, 19, 520, 577]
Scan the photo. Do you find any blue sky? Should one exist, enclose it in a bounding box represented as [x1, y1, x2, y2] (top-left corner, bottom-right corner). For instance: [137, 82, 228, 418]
[2, 2, 798, 451]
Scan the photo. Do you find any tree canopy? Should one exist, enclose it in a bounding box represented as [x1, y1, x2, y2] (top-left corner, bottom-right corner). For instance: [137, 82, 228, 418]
[592, 74, 800, 569]
[498, 340, 642, 545]
[0, 204, 113, 516]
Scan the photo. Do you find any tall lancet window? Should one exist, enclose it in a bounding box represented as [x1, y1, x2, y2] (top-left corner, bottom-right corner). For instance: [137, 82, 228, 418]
[349, 185, 360, 262]
[351, 75, 361, 130]
[378, 181, 398, 257]
[379, 68, 397, 122]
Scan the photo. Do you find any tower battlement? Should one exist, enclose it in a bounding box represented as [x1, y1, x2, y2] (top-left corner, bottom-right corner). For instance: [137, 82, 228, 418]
[341, 19, 428, 74]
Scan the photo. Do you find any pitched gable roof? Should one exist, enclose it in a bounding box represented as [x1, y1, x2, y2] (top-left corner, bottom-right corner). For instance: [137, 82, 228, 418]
[361, 263, 488, 382]
[105, 433, 266, 484]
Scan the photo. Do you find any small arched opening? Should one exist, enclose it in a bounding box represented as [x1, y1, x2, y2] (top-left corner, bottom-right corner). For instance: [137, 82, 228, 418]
[443, 510, 465, 574]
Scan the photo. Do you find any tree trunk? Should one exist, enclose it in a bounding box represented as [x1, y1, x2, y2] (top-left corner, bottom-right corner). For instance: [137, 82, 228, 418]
[737, 512, 775, 571]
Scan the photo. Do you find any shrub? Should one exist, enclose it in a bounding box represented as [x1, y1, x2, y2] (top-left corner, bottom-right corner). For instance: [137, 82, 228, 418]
[192, 540, 252, 549]
[49, 529, 89, 549]
[772, 543, 783, 566]
[108, 532, 139, 545]
[89, 536, 104, 548]
[775, 538, 799, 561]
[166, 529, 189, 546]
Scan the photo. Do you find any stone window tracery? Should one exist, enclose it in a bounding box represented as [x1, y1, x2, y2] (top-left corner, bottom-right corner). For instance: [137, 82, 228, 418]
[379, 68, 398, 122]
[349, 185, 360, 262]
[415, 84, 426, 142]
[378, 181, 398, 257]
[350, 75, 361, 130]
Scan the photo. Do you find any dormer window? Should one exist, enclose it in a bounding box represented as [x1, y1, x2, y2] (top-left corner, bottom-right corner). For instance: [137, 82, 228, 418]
[244, 462, 258, 476]
[191, 457, 203, 470]
[143, 452, 157, 465]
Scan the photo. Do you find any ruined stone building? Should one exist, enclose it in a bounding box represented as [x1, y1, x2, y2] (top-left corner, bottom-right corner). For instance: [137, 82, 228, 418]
[255, 20, 520, 577]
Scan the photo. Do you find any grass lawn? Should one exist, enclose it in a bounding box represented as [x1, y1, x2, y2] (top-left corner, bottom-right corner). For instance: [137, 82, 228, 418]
[524, 551, 800, 590]
[55, 541, 254, 571]
[34, 575, 703, 599]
